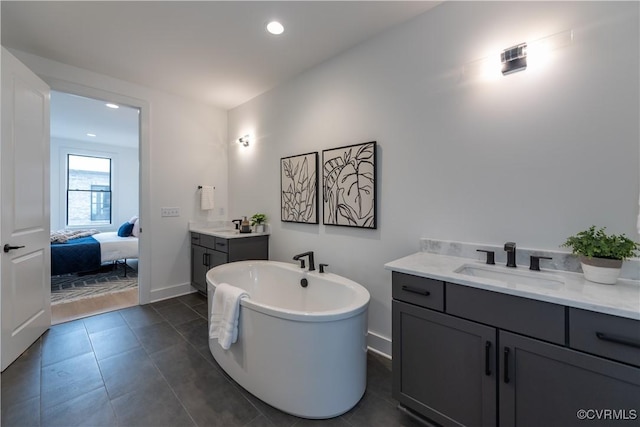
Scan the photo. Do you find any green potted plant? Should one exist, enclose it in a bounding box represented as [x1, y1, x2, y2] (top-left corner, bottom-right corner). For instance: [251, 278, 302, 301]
[250, 213, 267, 233]
[561, 226, 639, 284]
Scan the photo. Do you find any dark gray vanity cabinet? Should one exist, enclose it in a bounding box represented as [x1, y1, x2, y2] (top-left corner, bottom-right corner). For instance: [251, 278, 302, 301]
[191, 232, 268, 295]
[499, 330, 640, 427]
[393, 299, 497, 427]
[391, 272, 640, 427]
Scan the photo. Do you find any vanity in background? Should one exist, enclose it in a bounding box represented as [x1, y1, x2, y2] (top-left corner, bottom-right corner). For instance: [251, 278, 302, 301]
[190, 227, 269, 295]
[386, 245, 640, 427]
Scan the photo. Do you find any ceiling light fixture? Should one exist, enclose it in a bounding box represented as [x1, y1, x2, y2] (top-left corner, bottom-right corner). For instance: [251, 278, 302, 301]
[87, 133, 96, 137]
[266, 21, 284, 35]
[105, 103, 120, 109]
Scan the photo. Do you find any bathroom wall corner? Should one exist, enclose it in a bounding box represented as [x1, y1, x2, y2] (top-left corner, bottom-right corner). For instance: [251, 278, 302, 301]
[367, 330, 392, 359]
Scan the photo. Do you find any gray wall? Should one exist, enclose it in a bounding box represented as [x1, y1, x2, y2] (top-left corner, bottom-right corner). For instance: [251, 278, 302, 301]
[227, 1, 640, 354]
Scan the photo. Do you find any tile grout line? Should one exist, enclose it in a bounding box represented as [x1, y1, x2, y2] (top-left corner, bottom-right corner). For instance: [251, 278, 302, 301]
[144, 302, 201, 427]
[84, 313, 121, 425]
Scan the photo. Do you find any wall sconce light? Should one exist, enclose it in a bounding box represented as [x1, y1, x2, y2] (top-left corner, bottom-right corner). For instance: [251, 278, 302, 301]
[501, 42, 527, 75]
[238, 135, 250, 147]
[461, 29, 572, 83]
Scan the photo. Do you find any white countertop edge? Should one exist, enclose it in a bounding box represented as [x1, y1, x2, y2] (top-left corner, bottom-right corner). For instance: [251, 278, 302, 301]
[189, 226, 270, 239]
[385, 252, 640, 321]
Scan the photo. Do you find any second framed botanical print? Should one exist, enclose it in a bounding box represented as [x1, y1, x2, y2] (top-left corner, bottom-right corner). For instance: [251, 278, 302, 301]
[322, 141, 376, 229]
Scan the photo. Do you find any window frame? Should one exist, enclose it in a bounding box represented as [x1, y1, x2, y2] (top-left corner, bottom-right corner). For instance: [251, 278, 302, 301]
[66, 153, 113, 227]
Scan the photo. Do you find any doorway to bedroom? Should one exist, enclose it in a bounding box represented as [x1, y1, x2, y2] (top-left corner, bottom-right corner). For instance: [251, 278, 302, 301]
[49, 91, 140, 324]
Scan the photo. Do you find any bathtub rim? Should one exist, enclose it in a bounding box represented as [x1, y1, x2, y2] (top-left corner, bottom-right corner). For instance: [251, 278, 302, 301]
[206, 260, 370, 323]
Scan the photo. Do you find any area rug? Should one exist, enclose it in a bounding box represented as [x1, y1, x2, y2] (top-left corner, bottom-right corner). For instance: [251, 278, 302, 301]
[51, 263, 138, 304]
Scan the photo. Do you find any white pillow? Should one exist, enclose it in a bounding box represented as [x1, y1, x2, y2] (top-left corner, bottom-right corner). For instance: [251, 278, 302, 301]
[132, 219, 140, 237]
[129, 215, 138, 224]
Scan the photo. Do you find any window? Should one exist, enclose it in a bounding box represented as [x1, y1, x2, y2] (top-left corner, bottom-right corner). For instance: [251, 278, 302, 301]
[67, 154, 111, 226]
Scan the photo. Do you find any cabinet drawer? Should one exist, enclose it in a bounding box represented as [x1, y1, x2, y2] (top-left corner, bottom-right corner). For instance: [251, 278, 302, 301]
[570, 308, 640, 368]
[198, 234, 216, 249]
[392, 272, 444, 311]
[191, 232, 200, 245]
[214, 237, 229, 253]
[446, 283, 565, 345]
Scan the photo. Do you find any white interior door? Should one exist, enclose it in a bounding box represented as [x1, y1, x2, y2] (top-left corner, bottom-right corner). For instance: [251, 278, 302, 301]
[1, 47, 51, 371]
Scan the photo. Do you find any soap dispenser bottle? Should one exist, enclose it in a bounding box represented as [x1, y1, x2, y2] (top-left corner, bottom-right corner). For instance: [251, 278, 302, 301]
[240, 216, 251, 233]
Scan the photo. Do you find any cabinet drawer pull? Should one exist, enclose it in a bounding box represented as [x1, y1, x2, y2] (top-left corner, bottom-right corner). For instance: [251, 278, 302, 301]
[596, 332, 640, 349]
[401, 285, 430, 296]
[503, 347, 510, 383]
[202, 253, 207, 266]
[485, 341, 492, 376]
[216, 242, 226, 247]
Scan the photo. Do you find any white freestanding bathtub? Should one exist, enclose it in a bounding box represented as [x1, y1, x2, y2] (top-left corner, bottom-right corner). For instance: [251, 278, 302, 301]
[206, 260, 370, 419]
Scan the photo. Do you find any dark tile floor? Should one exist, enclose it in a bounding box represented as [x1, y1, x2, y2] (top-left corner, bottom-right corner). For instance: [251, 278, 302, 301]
[1, 293, 424, 427]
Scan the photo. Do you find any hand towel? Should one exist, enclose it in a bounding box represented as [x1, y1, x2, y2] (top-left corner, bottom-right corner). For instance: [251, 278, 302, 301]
[209, 283, 249, 350]
[200, 185, 215, 210]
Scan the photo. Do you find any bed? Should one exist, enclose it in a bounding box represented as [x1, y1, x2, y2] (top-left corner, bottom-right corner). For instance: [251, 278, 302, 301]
[51, 231, 138, 276]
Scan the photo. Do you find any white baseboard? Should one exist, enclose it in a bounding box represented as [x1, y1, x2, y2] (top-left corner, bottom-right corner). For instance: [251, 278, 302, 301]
[367, 330, 392, 359]
[149, 282, 197, 304]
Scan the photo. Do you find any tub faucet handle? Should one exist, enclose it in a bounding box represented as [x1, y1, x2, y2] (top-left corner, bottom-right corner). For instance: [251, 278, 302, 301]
[319, 263, 329, 273]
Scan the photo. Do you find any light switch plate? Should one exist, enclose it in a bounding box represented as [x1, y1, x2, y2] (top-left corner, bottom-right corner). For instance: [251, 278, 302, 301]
[161, 207, 180, 217]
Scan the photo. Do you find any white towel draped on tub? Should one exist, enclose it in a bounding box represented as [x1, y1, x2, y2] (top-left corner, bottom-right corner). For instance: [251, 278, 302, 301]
[209, 283, 249, 350]
[200, 185, 215, 210]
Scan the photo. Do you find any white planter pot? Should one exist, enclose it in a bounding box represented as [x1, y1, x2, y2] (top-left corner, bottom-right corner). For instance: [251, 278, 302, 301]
[580, 256, 623, 285]
[255, 224, 265, 233]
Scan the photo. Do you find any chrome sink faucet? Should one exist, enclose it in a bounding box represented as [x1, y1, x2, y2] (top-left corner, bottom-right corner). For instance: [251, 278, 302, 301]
[504, 242, 517, 268]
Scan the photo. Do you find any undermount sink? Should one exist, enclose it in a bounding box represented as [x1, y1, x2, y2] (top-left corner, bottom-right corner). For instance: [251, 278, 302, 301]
[213, 229, 240, 235]
[454, 264, 564, 288]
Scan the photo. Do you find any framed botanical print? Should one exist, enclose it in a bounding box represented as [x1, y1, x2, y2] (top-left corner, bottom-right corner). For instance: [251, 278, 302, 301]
[322, 141, 376, 229]
[280, 152, 318, 224]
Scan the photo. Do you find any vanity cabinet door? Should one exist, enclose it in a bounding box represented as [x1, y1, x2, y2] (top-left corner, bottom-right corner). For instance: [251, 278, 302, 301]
[191, 244, 208, 294]
[499, 330, 640, 427]
[209, 250, 227, 269]
[393, 300, 497, 427]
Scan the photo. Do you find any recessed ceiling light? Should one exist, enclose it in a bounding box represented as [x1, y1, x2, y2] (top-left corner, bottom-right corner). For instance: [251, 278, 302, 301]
[87, 133, 96, 137]
[105, 103, 119, 109]
[266, 21, 284, 35]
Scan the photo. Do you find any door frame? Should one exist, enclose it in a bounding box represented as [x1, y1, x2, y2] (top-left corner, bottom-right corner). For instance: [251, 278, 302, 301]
[45, 78, 151, 304]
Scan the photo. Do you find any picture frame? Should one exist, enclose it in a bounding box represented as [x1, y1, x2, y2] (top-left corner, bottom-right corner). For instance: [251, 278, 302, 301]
[322, 141, 377, 229]
[280, 152, 318, 224]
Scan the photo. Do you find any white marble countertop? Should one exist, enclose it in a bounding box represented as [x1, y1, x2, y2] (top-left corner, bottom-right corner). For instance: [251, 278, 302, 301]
[189, 225, 270, 239]
[385, 252, 640, 321]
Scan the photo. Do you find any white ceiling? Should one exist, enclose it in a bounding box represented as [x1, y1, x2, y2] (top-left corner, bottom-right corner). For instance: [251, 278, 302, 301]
[1, 1, 440, 111]
[50, 91, 140, 148]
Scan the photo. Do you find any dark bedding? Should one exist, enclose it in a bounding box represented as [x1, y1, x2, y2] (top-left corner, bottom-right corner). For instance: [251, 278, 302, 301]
[51, 236, 101, 276]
